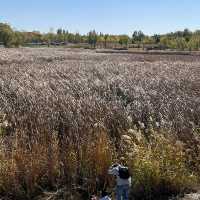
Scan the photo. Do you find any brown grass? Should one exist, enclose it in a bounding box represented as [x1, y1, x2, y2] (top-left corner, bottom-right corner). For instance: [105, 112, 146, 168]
[0, 48, 199, 199]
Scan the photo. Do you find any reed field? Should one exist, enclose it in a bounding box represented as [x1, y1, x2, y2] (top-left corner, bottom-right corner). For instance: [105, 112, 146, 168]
[0, 48, 199, 200]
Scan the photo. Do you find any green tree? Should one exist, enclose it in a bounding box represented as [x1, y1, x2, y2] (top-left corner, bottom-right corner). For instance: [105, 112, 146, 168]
[67, 33, 75, 43]
[56, 28, 67, 43]
[132, 30, 145, 43]
[13, 31, 24, 47]
[88, 30, 98, 48]
[43, 32, 55, 46]
[0, 23, 14, 47]
[174, 37, 187, 50]
[119, 35, 129, 47]
[103, 34, 109, 48]
[74, 33, 82, 43]
[183, 28, 192, 42]
[188, 35, 200, 50]
[57, 28, 63, 35]
[142, 36, 154, 45]
[63, 30, 69, 44]
[152, 34, 161, 44]
[160, 36, 171, 48]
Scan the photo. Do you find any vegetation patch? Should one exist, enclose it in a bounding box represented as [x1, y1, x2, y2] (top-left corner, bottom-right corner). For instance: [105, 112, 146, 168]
[0, 48, 199, 199]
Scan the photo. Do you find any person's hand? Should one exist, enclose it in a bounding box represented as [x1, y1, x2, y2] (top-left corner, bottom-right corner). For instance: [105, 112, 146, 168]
[91, 195, 98, 200]
[111, 163, 119, 168]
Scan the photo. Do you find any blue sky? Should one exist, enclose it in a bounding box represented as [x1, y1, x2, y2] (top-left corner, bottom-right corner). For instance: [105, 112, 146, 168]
[0, 0, 200, 35]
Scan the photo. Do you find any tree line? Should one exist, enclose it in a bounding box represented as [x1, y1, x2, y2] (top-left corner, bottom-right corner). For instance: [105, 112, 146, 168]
[1, 22, 200, 50]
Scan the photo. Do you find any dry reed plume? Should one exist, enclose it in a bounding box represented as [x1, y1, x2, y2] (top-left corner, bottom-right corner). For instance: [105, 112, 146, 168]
[0, 48, 199, 199]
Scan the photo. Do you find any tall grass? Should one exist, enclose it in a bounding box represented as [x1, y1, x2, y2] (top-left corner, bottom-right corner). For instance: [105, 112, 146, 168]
[129, 133, 198, 200]
[0, 127, 115, 199]
[0, 48, 199, 199]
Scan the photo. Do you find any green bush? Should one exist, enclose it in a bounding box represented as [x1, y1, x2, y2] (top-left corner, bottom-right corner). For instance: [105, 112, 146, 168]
[0, 23, 24, 47]
[129, 134, 197, 200]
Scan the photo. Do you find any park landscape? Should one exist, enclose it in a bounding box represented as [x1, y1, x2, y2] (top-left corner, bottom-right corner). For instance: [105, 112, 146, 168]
[0, 46, 199, 199]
